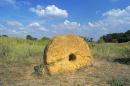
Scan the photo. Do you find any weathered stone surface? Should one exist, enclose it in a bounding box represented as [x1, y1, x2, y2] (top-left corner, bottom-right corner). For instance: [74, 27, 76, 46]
[43, 35, 92, 74]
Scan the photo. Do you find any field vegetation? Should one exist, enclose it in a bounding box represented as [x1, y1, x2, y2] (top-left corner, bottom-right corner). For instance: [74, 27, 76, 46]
[0, 36, 130, 86]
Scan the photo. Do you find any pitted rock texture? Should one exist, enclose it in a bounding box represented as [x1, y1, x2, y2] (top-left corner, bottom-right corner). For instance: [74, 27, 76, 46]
[43, 35, 92, 74]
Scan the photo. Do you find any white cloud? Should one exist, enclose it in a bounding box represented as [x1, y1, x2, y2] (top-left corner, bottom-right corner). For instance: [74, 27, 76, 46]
[0, 24, 5, 33]
[30, 5, 68, 18]
[0, 24, 5, 28]
[0, 21, 50, 38]
[49, 5, 130, 39]
[52, 20, 80, 30]
[12, 30, 17, 33]
[5, 20, 24, 30]
[103, 6, 130, 17]
[88, 22, 95, 28]
[28, 22, 40, 28]
[82, 5, 130, 39]
[28, 22, 49, 32]
[100, 5, 130, 28]
[1, 5, 130, 40]
[63, 20, 80, 29]
[6, 20, 23, 27]
[47, 5, 130, 40]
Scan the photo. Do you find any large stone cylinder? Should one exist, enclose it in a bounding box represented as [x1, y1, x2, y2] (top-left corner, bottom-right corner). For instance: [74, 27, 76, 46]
[43, 35, 92, 74]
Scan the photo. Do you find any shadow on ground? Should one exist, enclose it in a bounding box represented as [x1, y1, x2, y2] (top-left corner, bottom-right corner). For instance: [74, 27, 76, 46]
[113, 58, 130, 65]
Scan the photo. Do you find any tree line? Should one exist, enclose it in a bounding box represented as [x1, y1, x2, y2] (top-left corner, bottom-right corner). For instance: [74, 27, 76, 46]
[0, 34, 50, 41]
[1, 30, 130, 43]
[99, 30, 130, 43]
[26, 35, 50, 41]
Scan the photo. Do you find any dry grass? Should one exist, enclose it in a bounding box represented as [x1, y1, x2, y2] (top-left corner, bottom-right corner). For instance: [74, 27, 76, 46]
[0, 37, 130, 86]
[0, 59, 130, 86]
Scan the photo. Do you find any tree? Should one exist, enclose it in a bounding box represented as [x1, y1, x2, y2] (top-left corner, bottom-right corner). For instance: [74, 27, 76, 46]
[86, 38, 93, 42]
[100, 30, 130, 43]
[125, 30, 130, 34]
[26, 35, 37, 40]
[0, 35, 8, 37]
[40, 37, 50, 41]
[89, 38, 93, 42]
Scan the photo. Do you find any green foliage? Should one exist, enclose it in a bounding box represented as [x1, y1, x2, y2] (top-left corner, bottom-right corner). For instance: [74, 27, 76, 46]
[97, 37, 105, 43]
[0, 36, 130, 65]
[107, 78, 130, 86]
[26, 35, 37, 41]
[1, 36, 130, 86]
[100, 30, 130, 43]
[91, 42, 130, 60]
[0, 37, 49, 64]
[0, 44, 10, 58]
[0, 35, 8, 37]
[40, 37, 50, 41]
[125, 30, 130, 34]
[122, 46, 130, 58]
[86, 38, 94, 42]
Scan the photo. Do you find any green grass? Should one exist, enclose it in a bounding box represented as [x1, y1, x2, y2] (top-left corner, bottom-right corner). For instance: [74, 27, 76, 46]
[0, 37, 130, 86]
[0, 37, 130, 64]
[107, 78, 130, 86]
[90, 42, 130, 60]
[0, 37, 49, 65]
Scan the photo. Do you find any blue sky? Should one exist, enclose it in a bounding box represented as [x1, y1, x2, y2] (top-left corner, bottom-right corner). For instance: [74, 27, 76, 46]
[0, 0, 130, 39]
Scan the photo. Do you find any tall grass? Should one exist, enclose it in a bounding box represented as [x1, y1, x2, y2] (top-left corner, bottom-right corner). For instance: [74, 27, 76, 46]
[107, 78, 130, 86]
[0, 37, 130, 65]
[90, 42, 130, 60]
[0, 37, 49, 65]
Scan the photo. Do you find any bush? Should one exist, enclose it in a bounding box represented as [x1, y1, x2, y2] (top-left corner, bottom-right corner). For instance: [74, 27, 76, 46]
[107, 78, 130, 86]
[26, 35, 37, 41]
[100, 30, 130, 43]
[0, 44, 10, 58]
[40, 37, 50, 41]
[122, 46, 130, 58]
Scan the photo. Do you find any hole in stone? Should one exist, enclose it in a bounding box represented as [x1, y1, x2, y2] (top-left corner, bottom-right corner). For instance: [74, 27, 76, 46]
[69, 53, 76, 61]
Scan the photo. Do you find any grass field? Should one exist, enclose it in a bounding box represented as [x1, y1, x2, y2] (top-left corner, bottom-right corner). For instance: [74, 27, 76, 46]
[0, 37, 130, 86]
